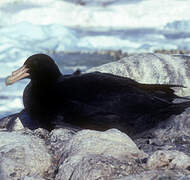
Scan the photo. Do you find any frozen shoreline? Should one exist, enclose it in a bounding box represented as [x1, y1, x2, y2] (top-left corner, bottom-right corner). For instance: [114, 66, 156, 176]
[1, 0, 190, 118]
[1, 51, 190, 120]
[0, 0, 190, 57]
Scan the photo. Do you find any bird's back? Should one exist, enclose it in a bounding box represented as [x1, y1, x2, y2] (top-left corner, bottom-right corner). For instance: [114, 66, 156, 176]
[51, 72, 185, 134]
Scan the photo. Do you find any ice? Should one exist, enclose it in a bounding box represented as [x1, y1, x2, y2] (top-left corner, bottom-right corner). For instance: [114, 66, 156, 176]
[78, 36, 140, 51]
[0, 0, 190, 28]
[1, 0, 190, 117]
[0, 0, 189, 67]
[164, 20, 190, 32]
[0, 22, 78, 76]
[0, 98, 23, 112]
[0, 78, 29, 118]
[0, 22, 77, 51]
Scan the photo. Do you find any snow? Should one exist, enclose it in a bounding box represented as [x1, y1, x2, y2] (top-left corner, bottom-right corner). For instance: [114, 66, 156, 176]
[1, 0, 190, 28]
[0, 0, 190, 117]
[78, 36, 140, 51]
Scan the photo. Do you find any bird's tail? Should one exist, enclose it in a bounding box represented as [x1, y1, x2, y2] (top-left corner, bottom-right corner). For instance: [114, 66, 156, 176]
[129, 100, 190, 137]
[158, 100, 190, 115]
[139, 83, 187, 103]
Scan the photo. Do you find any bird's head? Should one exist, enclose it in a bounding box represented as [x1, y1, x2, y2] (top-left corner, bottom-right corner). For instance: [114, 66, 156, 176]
[5, 54, 61, 86]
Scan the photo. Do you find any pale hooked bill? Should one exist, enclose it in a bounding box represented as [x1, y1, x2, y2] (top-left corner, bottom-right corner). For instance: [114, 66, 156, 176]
[5, 65, 29, 86]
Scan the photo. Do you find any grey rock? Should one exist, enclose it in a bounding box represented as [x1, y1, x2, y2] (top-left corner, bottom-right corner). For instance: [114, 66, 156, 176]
[155, 105, 190, 136]
[48, 128, 77, 162]
[116, 170, 190, 180]
[87, 53, 190, 97]
[56, 154, 144, 180]
[0, 130, 52, 180]
[50, 128, 77, 142]
[62, 128, 146, 160]
[8, 117, 24, 131]
[147, 150, 190, 171]
[23, 176, 46, 180]
[0, 113, 18, 130]
[1, 114, 24, 131]
[135, 104, 190, 156]
[0, 110, 39, 131]
[33, 128, 50, 140]
[56, 129, 147, 180]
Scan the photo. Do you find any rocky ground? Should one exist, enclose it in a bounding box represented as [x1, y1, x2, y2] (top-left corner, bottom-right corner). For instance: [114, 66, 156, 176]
[1, 53, 190, 180]
[154, 49, 190, 55]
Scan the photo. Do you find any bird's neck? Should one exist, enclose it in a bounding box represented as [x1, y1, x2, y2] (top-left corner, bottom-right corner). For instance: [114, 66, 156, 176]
[31, 72, 61, 86]
[31, 78, 56, 91]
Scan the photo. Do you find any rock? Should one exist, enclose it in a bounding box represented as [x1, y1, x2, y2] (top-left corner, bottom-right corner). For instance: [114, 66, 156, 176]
[33, 128, 50, 140]
[61, 128, 146, 160]
[0, 110, 39, 131]
[56, 154, 144, 180]
[0, 130, 52, 180]
[0, 113, 25, 131]
[135, 104, 190, 156]
[154, 49, 190, 55]
[7, 117, 24, 131]
[158, 104, 190, 136]
[87, 53, 190, 97]
[147, 150, 190, 171]
[48, 128, 77, 162]
[22, 176, 46, 180]
[116, 170, 190, 180]
[0, 113, 18, 130]
[55, 128, 147, 179]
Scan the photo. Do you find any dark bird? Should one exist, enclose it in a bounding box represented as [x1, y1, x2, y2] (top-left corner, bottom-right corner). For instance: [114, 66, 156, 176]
[5, 54, 190, 136]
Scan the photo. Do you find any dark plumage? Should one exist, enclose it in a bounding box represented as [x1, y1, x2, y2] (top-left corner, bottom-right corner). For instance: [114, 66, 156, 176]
[5, 54, 190, 136]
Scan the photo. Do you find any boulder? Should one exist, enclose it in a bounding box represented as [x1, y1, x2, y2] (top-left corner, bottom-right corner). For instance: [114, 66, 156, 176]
[53, 128, 147, 179]
[0, 130, 52, 180]
[88, 53, 190, 97]
[147, 150, 190, 171]
[116, 170, 190, 180]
